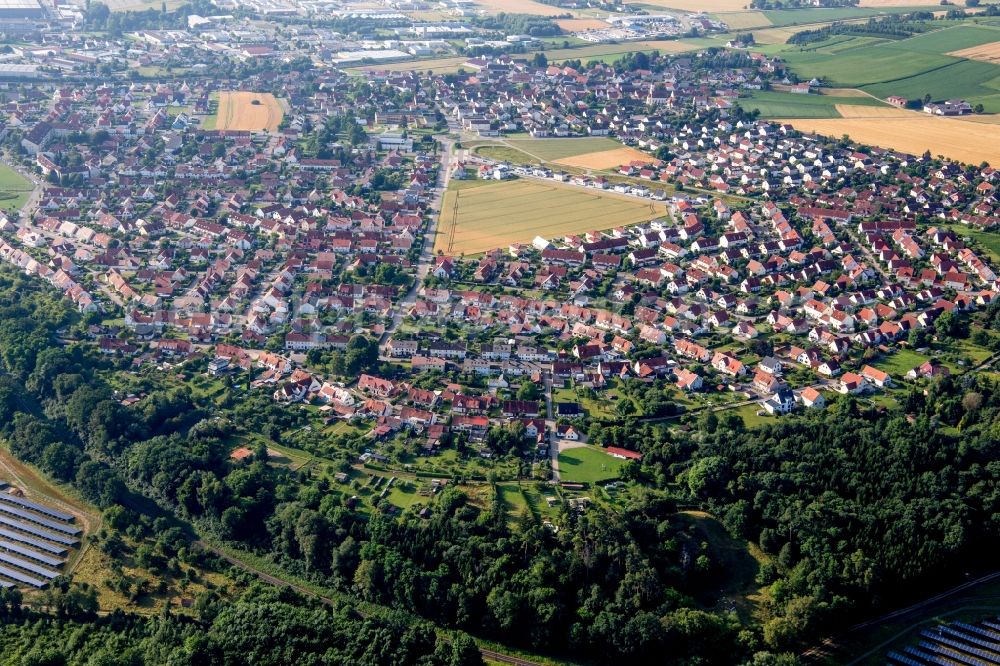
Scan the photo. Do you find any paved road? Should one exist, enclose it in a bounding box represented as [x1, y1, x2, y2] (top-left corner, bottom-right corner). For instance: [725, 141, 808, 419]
[543, 371, 560, 481]
[380, 134, 455, 349]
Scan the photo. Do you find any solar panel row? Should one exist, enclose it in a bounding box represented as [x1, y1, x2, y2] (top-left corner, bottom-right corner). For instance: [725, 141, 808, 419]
[0, 514, 77, 546]
[0, 503, 81, 536]
[0, 551, 57, 579]
[0, 494, 74, 523]
[902, 646, 949, 665]
[0, 539, 63, 568]
[917, 626, 1000, 666]
[0, 563, 44, 588]
[941, 625, 1000, 651]
[919, 641, 982, 666]
[0, 527, 66, 555]
[887, 652, 925, 666]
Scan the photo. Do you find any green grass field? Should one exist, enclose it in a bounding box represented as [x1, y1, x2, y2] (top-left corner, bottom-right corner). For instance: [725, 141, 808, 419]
[943, 224, 1000, 264]
[0, 164, 33, 212]
[505, 137, 629, 161]
[742, 90, 889, 118]
[558, 446, 627, 484]
[435, 178, 665, 255]
[473, 144, 541, 165]
[771, 24, 1000, 112]
[873, 349, 930, 378]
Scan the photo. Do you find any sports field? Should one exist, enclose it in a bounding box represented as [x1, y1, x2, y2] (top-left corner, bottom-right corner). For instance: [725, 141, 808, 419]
[554, 146, 652, 169]
[0, 164, 33, 212]
[436, 179, 665, 255]
[210, 92, 283, 132]
[558, 446, 627, 484]
[778, 104, 1000, 166]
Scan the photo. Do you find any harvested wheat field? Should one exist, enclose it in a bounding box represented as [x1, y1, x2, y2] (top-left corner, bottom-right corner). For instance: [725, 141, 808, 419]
[751, 25, 815, 45]
[949, 41, 1000, 64]
[632, 0, 749, 11]
[556, 18, 612, 31]
[715, 10, 771, 29]
[436, 179, 665, 255]
[555, 147, 654, 170]
[778, 104, 1000, 166]
[834, 105, 913, 119]
[475, 0, 564, 15]
[212, 92, 283, 132]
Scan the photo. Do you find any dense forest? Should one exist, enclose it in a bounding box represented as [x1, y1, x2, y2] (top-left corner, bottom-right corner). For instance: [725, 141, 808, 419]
[0, 268, 998, 663]
[0, 581, 482, 665]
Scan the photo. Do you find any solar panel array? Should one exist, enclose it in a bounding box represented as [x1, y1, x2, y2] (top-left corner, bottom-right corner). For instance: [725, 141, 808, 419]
[0, 492, 80, 589]
[887, 616, 1000, 666]
[0, 493, 74, 522]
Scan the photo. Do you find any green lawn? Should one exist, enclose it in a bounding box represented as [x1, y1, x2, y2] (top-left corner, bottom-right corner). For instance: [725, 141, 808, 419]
[873, 348, 929, 378]
[0, 164, 32, 213]
[942, 224, 1000, 264]
[726, 403, 775, 429]
[558, 446, 627, 484]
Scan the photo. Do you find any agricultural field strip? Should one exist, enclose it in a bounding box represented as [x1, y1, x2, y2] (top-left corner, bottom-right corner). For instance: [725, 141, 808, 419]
[214, 92, 283, 132]
[437, 181, 663, 254]
[948, 41, 1000, 63]
[776, 104, 1000, 166]
[505, 137, 625, 161]
[554, 147, 653, 169]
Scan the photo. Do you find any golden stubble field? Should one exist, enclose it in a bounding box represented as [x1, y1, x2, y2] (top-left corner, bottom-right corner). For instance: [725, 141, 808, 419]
[631, 0, 749, 11]
[436, 179, 666, 255]
[778, 104, 1000, 166]
[213, 91, 283, 132]
[474, 0, 564, 15]
[554, 147, 653, 170]
[948, 41, 1000, 64]
[555, 18, 613, 31]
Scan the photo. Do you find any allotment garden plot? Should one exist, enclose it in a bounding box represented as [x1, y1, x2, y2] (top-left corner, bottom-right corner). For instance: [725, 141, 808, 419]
[436, 179, 665, 255]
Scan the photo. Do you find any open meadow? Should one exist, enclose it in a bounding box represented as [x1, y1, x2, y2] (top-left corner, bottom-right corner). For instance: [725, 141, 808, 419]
[436, 179, 665, 255]
[777, 104, 1000, 166]
[209, 91, 283, 132]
